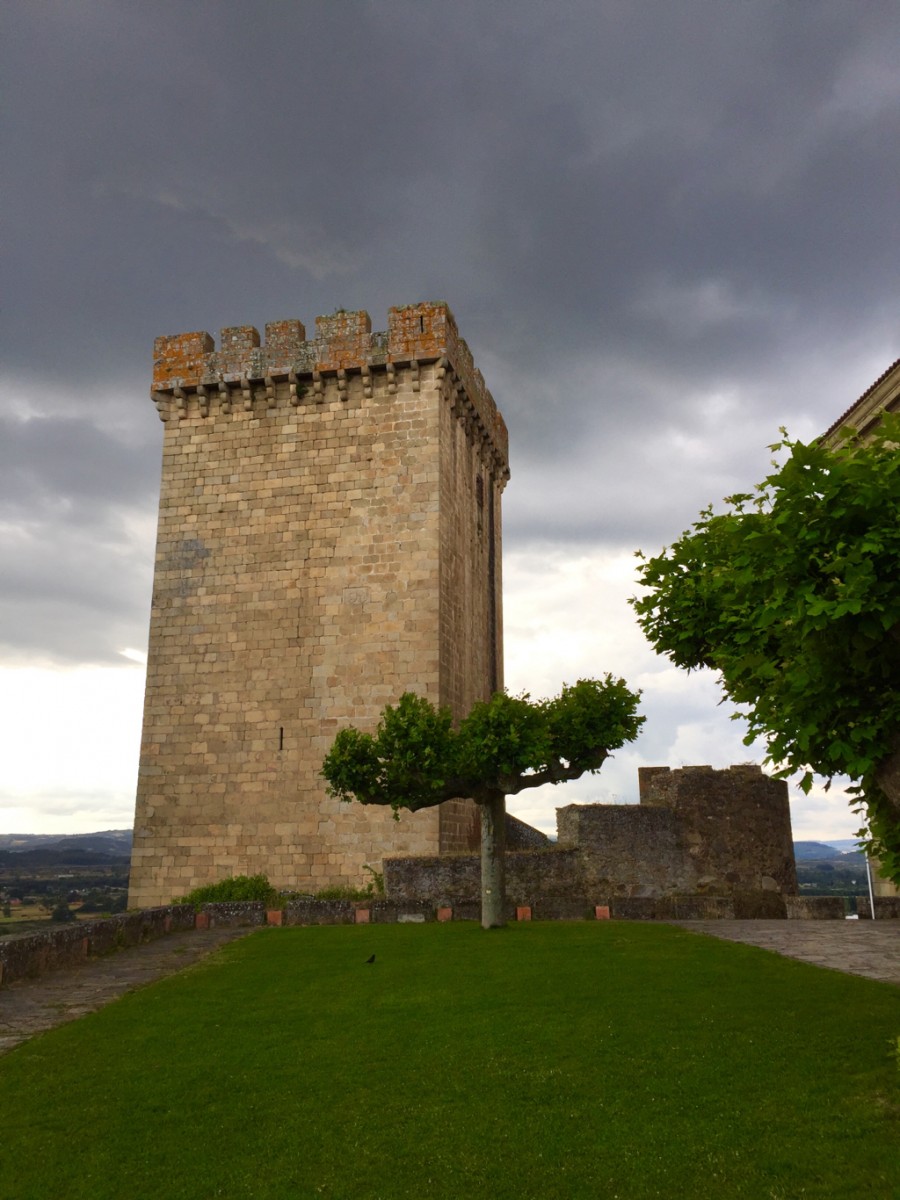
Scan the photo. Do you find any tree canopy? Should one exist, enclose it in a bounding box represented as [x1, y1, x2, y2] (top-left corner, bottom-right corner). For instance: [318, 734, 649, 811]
[631, 415, 900, 881]
[322, 677, 643, 926]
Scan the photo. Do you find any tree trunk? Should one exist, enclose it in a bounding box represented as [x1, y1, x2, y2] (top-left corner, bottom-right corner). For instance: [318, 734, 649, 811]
[480, 790, 507, 929]
[874, 740, 900, 819]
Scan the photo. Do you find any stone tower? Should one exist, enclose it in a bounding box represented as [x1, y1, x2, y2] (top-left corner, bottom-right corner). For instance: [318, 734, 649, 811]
[129, 303, 508, 907]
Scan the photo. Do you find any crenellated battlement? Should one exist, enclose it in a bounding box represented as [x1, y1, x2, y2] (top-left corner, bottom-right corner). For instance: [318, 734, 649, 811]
[151, 301, 508, 473]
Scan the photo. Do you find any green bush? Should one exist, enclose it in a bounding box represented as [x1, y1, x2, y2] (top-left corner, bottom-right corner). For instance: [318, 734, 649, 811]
[307, 864, 385, 902]
[173, 874, 281, 911]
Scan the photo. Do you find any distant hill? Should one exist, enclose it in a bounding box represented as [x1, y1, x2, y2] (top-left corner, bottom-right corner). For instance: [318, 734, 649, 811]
[0, 830, 132, 864]
[794, 841, 843, 860]
[825, 838, 866, 855]
[796, 844, 868, 864]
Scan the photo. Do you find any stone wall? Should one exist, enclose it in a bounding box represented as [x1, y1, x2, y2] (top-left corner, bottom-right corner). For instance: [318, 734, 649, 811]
[385, 765, 799, 907]
[131, 303, 508, 906]
[0, 906, 196, 987]
[857, 896, 900, 918]
[639, 765, 797, 893]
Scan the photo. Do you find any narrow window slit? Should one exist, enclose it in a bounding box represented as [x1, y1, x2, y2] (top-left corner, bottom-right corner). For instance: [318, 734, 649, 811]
[278, 727, 284, 751]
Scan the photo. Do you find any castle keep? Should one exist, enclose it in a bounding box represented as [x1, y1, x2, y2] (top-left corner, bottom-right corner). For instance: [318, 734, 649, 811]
[130, 303, 508, 907]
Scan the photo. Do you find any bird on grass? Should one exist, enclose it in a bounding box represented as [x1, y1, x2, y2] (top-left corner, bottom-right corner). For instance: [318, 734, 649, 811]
[365, 954, 376, 963]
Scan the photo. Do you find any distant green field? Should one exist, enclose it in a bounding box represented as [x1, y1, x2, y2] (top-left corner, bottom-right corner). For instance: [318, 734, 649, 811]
[2, 923, 897, 1199]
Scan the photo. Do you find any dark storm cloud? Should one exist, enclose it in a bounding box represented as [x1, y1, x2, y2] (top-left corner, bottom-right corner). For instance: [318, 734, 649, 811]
[2, 0, 899, 667]
[0, 414, 159, 517]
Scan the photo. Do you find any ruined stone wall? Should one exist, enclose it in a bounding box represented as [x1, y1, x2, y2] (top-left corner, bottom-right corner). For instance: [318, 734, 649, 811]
[556, 804, 695, 896]
[385, 848, 583, 905]
[638, 765, 797, 894]
[130, 303, 508, 907]
[385, 765, 798, 906]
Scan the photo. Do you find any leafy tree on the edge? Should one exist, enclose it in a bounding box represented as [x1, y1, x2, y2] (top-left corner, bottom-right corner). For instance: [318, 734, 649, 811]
[631, 415, 900, 884]
[322, 677, 643, 928]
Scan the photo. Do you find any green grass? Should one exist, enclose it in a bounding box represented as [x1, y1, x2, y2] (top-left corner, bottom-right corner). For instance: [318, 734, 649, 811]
[2, 923, 898, 1199]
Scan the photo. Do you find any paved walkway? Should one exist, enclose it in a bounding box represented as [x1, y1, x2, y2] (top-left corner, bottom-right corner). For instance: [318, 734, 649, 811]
[0, 926, 255, 1055]
[673, 919, 900, 986]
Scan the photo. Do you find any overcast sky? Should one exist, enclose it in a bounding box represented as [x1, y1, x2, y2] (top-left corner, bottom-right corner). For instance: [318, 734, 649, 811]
[2, 1, 898, 842]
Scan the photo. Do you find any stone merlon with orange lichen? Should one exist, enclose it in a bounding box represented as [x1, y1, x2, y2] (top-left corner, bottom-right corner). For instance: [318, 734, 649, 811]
[152, 301, 508, 476]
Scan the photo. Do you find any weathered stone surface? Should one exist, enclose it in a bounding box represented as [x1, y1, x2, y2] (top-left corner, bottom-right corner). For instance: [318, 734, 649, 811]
[640, 765, 797, 894]
[857, 896, 900, 919]
[0, 906, 196, 988]
[200, 902, 267, 928]
[785, 896, 846, 919]
[386, 765, 799, 910]
[131, 303, 508, 906]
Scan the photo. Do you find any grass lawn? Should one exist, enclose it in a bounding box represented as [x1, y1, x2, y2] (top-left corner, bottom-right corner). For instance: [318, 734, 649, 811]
[1, 922, 898, 1199]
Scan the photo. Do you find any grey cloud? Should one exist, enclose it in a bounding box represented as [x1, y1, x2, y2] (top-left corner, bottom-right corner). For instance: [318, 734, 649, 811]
[2, 0, 899, 677]
[0, 415, 159, 517]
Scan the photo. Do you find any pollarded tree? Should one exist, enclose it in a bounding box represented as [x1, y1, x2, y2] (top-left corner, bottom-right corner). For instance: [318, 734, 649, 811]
[631, 415, 900, 883]
[321, 677, 643, 928]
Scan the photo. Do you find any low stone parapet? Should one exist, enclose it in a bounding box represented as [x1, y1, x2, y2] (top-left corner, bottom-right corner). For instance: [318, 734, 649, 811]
[857, 896, 900, 919]
[609, 895, 735, 920]
[0, 906, 196, 988]
[785, 896, 846, 919]
[199, 901, 267, 928]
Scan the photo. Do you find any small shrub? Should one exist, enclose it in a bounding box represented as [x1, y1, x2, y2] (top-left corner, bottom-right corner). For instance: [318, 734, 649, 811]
[307, 865, 385, 902]
[174, 874, 281, 911]
[310, 885, 371, 901]
[362, 864, 385, 896]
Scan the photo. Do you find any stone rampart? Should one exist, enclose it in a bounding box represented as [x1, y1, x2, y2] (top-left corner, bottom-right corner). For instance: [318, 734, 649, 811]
[0, 906, 196, 988]
[639, 765, 797, 893]
[385, 847, 582, 905]
[385, 764, 801, 909]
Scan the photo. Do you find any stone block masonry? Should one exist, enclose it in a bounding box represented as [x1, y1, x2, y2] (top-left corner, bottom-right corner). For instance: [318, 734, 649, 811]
[385, 765, 799, 907]
[130, 303, 508, 908]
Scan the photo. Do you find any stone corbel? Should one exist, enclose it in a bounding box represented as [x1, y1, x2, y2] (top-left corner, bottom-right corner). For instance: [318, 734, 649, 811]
[386, 361, 397, 394]
[219, 381, 231, 414]
[312, 370, 324, 402]
[337, 368, 348, 402]
[173, 385, 187, 420]
[361, 363, 373, 398]
[289, 371, 301, 406]
[240, 376, 253, 411]
[196, 383, 210, 418]
[265, 375, 276, 410]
